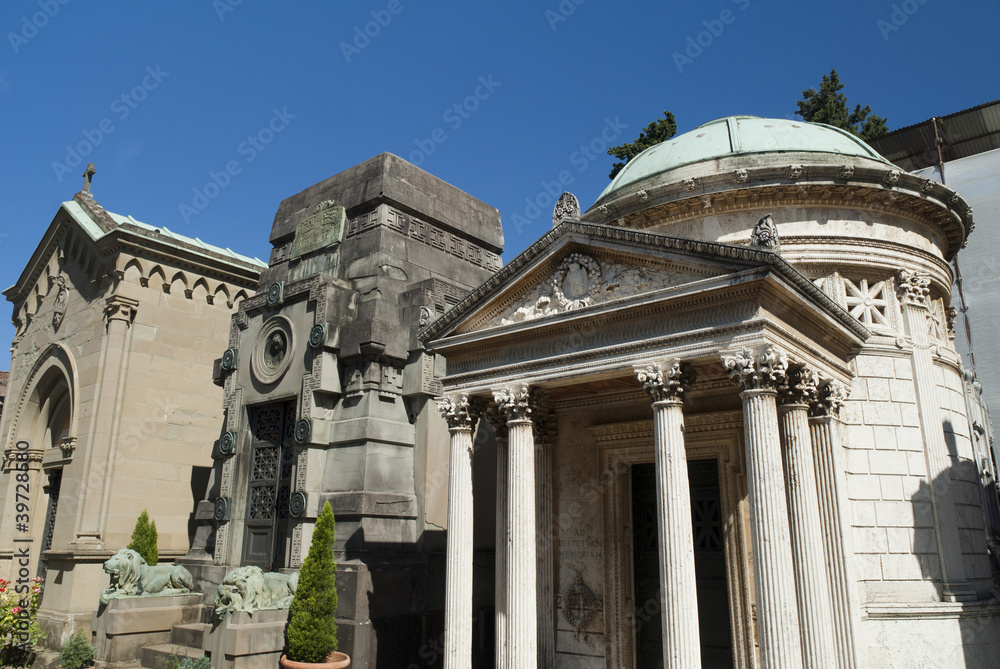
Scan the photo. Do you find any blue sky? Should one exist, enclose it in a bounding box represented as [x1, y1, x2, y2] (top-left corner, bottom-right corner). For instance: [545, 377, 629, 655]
[1, 0, 998, 356]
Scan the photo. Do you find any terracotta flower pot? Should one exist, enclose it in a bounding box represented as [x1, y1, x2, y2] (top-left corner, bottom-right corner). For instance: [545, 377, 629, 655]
[280, 652, 350, 669]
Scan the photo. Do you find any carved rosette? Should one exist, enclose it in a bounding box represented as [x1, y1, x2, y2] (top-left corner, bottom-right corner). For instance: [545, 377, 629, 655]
[778, 365, 819, 406]
[635, 361, 696, 404]
[809, 380, 849, 418]
[493, 383, 532, 423]
[723, 347, 789, 392]
[436, 393, 477, 431]
[897, 269, 931, 306]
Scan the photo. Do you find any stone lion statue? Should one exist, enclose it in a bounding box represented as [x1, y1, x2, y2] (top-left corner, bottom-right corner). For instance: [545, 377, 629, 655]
[99, 548, 194, 604]
[214, 565, 299, 616]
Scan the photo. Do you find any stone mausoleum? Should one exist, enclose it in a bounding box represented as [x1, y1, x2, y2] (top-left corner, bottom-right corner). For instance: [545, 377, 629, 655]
[1, 116, 999, 669]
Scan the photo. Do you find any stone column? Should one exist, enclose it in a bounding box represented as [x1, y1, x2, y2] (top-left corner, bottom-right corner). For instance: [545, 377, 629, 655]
[635, 361, 702, 669]
[437, 394, 477, 669]
[74, 296, 138, 546]
[492, 384, 537, 668]
[778, 366, 837, 668]
[532, 393, 556, 669]
[809, 381, 861, 669]
[723, 347, 803, 669]
[897, 270, 973, 600]
[481, 403, 509, 668]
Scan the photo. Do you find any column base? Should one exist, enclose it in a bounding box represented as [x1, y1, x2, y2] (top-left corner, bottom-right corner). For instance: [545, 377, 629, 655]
[942, 582, 977, 603]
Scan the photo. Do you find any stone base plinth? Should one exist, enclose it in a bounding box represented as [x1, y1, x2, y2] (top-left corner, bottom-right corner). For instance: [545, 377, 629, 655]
[205, 610, 288, 669]
[93, 594, 205, 669]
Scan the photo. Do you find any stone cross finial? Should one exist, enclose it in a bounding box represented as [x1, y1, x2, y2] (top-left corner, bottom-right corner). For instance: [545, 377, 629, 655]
[82, 163, 97, 193]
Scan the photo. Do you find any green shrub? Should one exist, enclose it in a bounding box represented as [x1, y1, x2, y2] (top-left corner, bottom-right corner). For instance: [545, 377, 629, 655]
[58, 630, 95, 669]
[285, 501, 338, 662]
[127, 510, 158, 566]
[178, 656, 211, 669]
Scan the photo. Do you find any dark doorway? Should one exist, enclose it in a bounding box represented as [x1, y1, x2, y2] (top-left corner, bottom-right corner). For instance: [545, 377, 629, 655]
[243, 401, 296, 570]
[632, 459, 734, 669]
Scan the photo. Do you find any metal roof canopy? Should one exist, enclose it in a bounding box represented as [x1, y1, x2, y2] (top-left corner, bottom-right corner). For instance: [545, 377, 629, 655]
[867, 100, 1000, 172]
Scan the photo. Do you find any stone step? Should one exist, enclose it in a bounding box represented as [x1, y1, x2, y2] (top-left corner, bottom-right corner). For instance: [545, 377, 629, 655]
[139, 643, 207, 669]
[171, 623, 209, 649]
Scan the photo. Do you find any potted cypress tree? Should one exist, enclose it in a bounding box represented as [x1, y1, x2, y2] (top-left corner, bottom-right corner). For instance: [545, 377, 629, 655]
[280, 501, 349, 669]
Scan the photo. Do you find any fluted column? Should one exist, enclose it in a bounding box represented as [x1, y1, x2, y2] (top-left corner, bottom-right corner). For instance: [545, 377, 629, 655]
[778, 366, 837, 668]
[493, 384, 537, 667]
[481, 402, 509, 667]
[897, 270, 973, 600]
[809, 381, 861, 669]
[635, 361, 702, 669]
[532, 394, 556, 669]
[723, 347, 803, 669]
[437, 394, 478, 669]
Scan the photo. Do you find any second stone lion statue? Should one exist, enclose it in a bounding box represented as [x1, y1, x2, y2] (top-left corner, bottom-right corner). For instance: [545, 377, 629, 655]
[214, 565, 299, 616]
[99, 548, 194, 604]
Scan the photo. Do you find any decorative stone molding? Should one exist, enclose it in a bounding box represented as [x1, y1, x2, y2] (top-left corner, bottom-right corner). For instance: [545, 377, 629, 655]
[778, 365, 819, 406]
[750, 213, 780, 252]
[682, 178, 696, 191]
[897, 269, 931, 305]
[103, 296, 138, 327]
[559, 571, 603, 641]
[839, 165, 855, 179]
[493, 383, 532, 422]
[552, 192, 581, 226]
[307, 323, 328, 348]
[789, 164, 804, 179]
[436, 393, 477, 431]
[265, 281, 284, 306]
[418, 306, 434, 328]
[733, 168, 749, 183]
[722, 346, 788, 391]
[251, 316, 294, 385]
[552, 253, 602, 310]
[52, 276, 68, 330]
[634, 360, 695, 403]
[635, 189, 649, 203]
[59, 436, 77, 458]
[883, 169, 901, 185]
[809, 379, 849, 418]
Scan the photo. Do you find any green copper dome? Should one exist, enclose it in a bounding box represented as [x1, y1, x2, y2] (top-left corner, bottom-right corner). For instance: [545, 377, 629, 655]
[597, 116, 894, 201]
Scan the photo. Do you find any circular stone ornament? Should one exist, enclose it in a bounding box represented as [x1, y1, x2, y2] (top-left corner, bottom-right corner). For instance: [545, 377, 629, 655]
[288, 491, 306, 518]
[251, 316, 295, 385]
[293, 419, 312, 444]
[552, 253, 602, 309]
[213, 497, 231, 522]
[308, 323, 327, 348]
[266, 282, 284, 306]
[219, 431, 237, 456]
[220, 348, 238, 372]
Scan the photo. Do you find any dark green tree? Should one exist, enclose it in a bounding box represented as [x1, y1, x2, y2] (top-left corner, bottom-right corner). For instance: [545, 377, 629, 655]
[607, 111, 677, 179]
[796, 69, 888, 140]
[285, 501, 339, 663]
[127, 509, 158, 566]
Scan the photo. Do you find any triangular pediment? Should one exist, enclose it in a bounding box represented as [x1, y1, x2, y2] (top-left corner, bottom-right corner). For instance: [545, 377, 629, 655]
[423, 222, 839, 341]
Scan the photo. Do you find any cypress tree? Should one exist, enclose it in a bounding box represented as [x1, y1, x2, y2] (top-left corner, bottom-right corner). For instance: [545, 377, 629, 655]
[127, 509, 158, 566]
[286, 501, 338, 662]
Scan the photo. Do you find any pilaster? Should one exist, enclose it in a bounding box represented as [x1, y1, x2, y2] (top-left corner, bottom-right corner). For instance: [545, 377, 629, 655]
[531, 391, 556, 669]
[635, 361, 702, 668]
[809, 381, 861, 669]
[897, 270, 974, 601]
[778, 365, 837, 667]
[723, 346, 803, 669]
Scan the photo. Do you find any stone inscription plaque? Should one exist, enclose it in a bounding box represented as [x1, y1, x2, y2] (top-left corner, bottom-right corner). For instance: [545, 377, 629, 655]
[290, 200, 346, 259]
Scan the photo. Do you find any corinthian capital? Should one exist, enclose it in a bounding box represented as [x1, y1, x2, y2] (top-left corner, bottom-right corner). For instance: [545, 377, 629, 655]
[897, 269, 931, 305]
[635, 360, 696, 404]
[493, 383, 532, 422]
[779, 365, 819, 406]
[436, 393, 477, 431]
[809, 380, 850, 418]
[723, 346, 788, 392]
